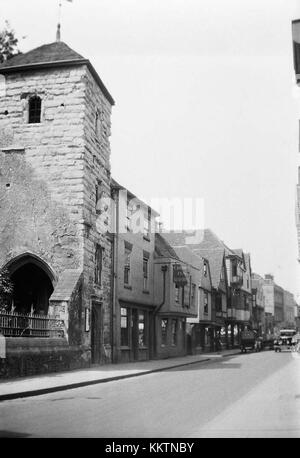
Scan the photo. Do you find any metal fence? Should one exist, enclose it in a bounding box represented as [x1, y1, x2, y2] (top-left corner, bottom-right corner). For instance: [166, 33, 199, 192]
[0, 311, 65, 338]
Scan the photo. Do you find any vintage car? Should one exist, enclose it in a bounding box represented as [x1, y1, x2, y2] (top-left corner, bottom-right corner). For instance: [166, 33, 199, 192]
[274, 329, 297, 352]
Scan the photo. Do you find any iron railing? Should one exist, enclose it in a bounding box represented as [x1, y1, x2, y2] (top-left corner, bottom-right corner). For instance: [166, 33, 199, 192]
[0, 311, 65, 338]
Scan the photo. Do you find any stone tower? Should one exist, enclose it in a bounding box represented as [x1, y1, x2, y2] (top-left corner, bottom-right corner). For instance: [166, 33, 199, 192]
[0, 41, 114, 376]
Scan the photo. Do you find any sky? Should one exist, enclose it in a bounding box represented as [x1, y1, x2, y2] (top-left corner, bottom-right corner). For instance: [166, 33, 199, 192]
[1, 0, 300, 299]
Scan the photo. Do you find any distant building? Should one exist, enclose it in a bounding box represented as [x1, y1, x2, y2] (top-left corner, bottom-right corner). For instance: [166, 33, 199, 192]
[251, 272, 266, 336]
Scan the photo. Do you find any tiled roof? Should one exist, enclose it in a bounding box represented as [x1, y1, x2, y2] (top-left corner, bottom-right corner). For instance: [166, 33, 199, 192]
[192, 248, 225, 289]
[172, 245, 203, 270]
[162, 228, 236, 256]
[155, 233, 180, 260]
[0, 41, 85, 69]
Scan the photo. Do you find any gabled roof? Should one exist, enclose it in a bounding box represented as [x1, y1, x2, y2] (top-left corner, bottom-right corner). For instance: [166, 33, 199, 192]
[172, 245, 203, 270]
[155, 233, 180, 260]
[0, 41, 115, 105]
[192, 248, 226, 289]
[162, 228, 237, 256]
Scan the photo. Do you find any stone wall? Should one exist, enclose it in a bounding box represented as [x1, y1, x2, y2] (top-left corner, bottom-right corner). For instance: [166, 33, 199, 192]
[0, 62, 114, 375]
[0, 338, 89, 379]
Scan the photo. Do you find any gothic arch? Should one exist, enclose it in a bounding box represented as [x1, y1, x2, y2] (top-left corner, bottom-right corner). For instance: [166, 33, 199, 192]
[4, 253, 56, 314]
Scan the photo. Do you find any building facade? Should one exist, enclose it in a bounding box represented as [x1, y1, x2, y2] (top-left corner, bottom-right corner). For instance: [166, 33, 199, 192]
[153, 234, 198, 359]
[110, 180, 158, 363]
[0, 40, 114, 376]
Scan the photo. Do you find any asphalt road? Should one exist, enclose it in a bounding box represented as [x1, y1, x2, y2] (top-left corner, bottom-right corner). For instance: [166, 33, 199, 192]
[1, 350, 300, 438]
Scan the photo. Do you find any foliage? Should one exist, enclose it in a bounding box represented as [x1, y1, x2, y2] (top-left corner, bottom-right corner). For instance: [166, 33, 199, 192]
[0, 267, 13, 311]
[0, 21, 20, 64]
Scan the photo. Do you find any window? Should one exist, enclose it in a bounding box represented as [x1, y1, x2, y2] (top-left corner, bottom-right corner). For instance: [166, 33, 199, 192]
[95, 181, 102, 214]
[143, 208, 151, 239]
[220, 266, 225, 281]
[232, 261, 237, 277]
[171, 319, 177, 345]
[161, 319, 168, 345]
[216, 292, 222, 313]
[204, 291, 208, 314]
[124, 246, 131, 286]
[94, 244, 103, 285]
[182, 283, 190, 307]
[121, 307, 129, 346]
[203, 262, 207, 277]
[191, 283, 196, 306]
[143, 257, 149, 291]
[126, 199, 133, 232]
[138, 311, 146, 347]
[175, 284, 180, 303]
[95, 110, 102, 138]
[28, 95, 41, 123]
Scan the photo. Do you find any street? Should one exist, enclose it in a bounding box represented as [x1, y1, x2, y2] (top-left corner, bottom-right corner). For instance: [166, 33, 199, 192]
[1, 350, 300, 438]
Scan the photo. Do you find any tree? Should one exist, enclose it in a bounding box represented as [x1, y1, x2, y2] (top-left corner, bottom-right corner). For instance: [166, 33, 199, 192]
[0, 267, 13, 311]
[0, 21, 20, 64]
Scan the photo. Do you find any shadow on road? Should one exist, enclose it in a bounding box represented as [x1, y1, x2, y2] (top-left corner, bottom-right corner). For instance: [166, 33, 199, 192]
[0, 430, 31, 438]
[168, 354, 242, 371]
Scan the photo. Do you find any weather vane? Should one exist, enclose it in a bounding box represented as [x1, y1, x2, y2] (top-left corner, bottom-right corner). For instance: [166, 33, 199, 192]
[56, 0, 73, 42]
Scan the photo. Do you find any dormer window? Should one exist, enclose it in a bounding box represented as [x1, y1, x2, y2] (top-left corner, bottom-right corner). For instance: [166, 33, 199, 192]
[28, 95, 41, 123]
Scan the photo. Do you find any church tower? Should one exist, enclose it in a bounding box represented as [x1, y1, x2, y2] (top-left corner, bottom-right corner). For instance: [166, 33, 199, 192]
[0, 40, 114, 376]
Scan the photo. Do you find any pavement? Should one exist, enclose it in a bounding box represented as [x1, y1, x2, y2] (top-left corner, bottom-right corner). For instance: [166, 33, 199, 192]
[0, 348, 241, 401]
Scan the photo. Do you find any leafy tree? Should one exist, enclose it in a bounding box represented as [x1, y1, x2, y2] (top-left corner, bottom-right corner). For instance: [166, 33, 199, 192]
[0, 21, 20, 64]
[0, 267, 13, 311]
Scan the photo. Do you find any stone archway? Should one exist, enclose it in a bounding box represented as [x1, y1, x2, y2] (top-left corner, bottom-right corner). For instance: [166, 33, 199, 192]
[5, 254, 55, 315]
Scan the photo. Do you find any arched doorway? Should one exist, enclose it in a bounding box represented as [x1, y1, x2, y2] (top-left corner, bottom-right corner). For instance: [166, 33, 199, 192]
[6, 255, 54, 315]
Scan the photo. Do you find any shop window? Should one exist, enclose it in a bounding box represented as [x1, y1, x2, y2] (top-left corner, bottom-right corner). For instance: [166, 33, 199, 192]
[171, 319, 177, 345]
[161, 319, 168, 345]
[28, 95, 41, 123]
[138, 311, 146, 347]
[121, 307, 129, 346]
[94, 244, 103, 286]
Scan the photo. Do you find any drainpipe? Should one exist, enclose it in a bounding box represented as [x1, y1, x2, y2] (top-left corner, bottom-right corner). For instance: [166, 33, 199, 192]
[111, 189, 119, 364]
[153, 265, 168, 358]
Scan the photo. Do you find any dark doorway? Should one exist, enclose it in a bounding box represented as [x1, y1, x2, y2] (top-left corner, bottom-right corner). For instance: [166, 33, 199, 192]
[91, 302, 102, 364]
[10, 262, 53, 315]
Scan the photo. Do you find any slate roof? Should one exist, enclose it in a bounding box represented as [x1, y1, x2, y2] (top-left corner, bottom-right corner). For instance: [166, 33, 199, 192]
[0, 41, 85, 69]
[0, 41, 115, 105]
[155, 233, 180, 260]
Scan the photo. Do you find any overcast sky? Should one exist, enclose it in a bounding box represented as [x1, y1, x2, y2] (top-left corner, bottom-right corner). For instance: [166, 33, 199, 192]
[1, 0, 300, 299]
